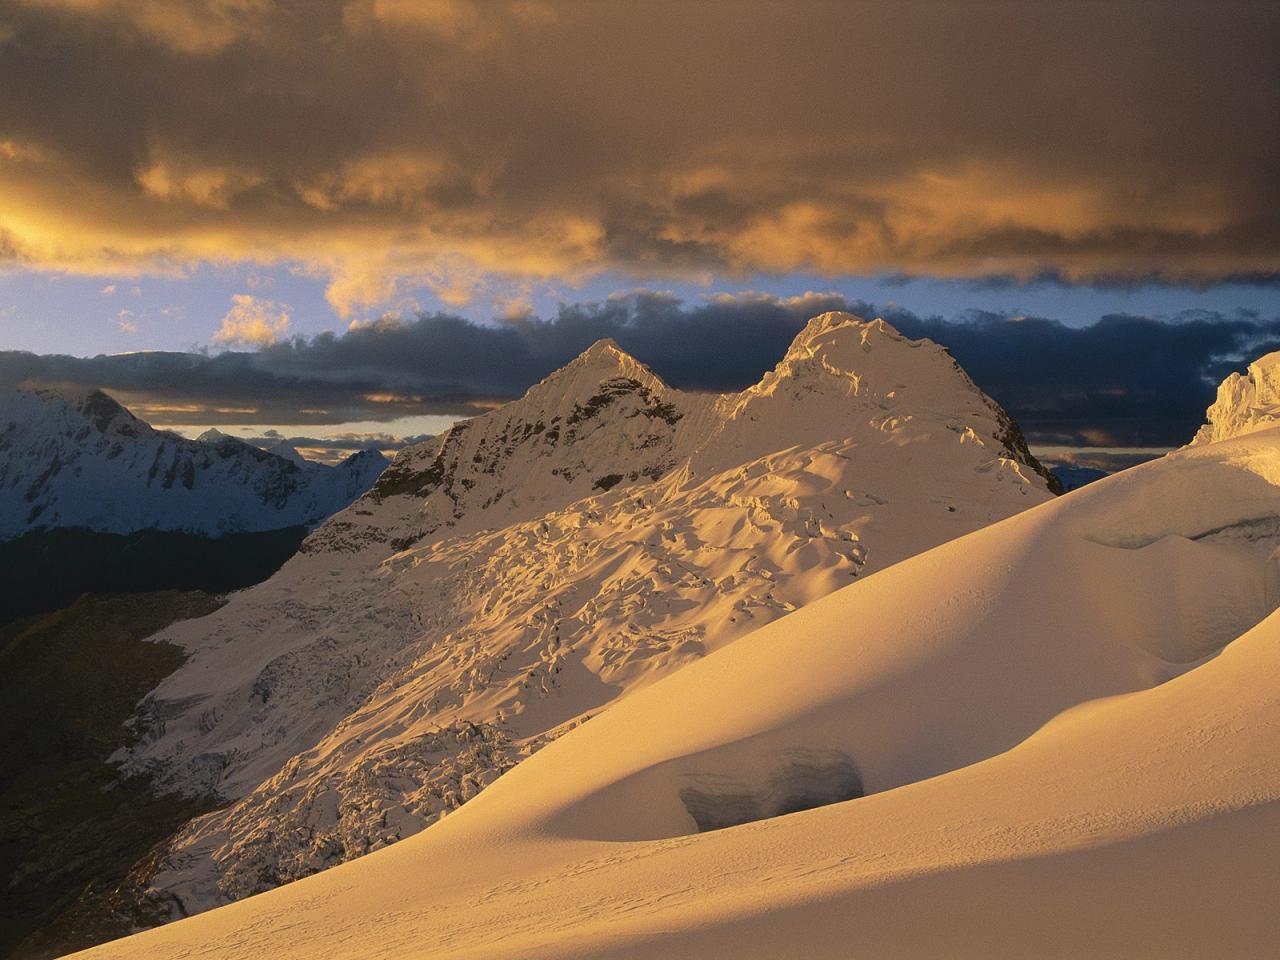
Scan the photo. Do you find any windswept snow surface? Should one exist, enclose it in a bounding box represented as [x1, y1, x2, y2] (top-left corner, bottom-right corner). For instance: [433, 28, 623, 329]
[113, 313, 1056, 915]
[76, 417, 1280, 960]
[0, 386, 388, 539]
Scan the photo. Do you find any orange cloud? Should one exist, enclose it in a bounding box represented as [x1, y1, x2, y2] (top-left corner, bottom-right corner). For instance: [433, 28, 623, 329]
[136, 150, 266, 209]
[213, 295, 291, 347]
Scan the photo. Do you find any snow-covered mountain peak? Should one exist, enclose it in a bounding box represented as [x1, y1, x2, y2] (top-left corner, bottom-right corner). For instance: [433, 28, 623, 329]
[567, 336, 642, 371]
[340, 447, 389, 469]
[769, 312, 967, 399]
[27, 383, 147, 439]
[524, 337, 673, 410]
[321, 340, 703, 553]
[702, 313, 1055, 487]
[783, 310, 903, 353]
[1190, 351, 1280, 446]
[312, 319, 1062, 554]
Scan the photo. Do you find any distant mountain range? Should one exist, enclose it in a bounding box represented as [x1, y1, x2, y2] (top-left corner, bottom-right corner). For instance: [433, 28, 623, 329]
[0, 385, 387, 541]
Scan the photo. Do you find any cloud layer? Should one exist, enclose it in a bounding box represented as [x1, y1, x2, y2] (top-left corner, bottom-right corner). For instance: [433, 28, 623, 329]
[0, 1, 1277, 312]
[3, 292, 1277, 448]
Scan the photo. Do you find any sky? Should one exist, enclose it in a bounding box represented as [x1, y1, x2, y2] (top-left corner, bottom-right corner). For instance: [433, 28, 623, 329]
[1, 1, 1277, 459]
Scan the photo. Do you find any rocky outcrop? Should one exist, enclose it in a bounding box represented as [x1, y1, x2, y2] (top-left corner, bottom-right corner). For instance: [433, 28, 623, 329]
[1190, 351, 1280, 446]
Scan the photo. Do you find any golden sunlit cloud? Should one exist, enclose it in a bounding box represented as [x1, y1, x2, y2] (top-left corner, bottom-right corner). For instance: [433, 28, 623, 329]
[0, 2, 1275, 313]
[136, 151, 266, 210]
[213, 294, 291, 347]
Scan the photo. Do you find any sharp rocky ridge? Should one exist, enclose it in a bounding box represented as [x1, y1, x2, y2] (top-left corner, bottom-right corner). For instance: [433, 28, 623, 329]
[112, 312, 1059, 919]
[0, 385, 389, 540]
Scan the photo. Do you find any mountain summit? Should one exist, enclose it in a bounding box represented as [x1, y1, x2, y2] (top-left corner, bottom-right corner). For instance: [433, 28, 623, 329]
[330, 334, 698, 554]
[105, 314, 1056, 923]
[698, 314, 1054, 478]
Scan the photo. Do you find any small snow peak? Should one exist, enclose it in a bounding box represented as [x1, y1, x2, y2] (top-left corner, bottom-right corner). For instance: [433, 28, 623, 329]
[342, 447, 390, 467]
[582, 336, 623, 356]
[772, 314, 932, 379]
[544, 338, 670, 396]
[568, 338, 637, 372]
[802, 310, 872, 330]
[1190, 350, 1280, 446]
[26, 382, 90, 404]
[791, 310, 868, 340]
[266, 438, 309, 467]
[711, 308, 1059, 493]
[783, 312, 911, 359]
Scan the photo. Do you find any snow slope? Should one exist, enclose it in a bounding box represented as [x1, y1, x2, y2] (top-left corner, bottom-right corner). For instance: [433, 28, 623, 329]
[0, 386, 388, 539]
[1191, 350, 1280, 445]
[75, 411, 1280, 960]
[112, 313, 1056, 916]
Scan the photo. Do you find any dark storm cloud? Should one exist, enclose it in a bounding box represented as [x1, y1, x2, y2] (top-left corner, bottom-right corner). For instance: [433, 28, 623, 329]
[0, 1, 1276, 313]
[957, 271, 1280, 293]
[3, 292, 1277, 447]
[890, 309, 1280, 447]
